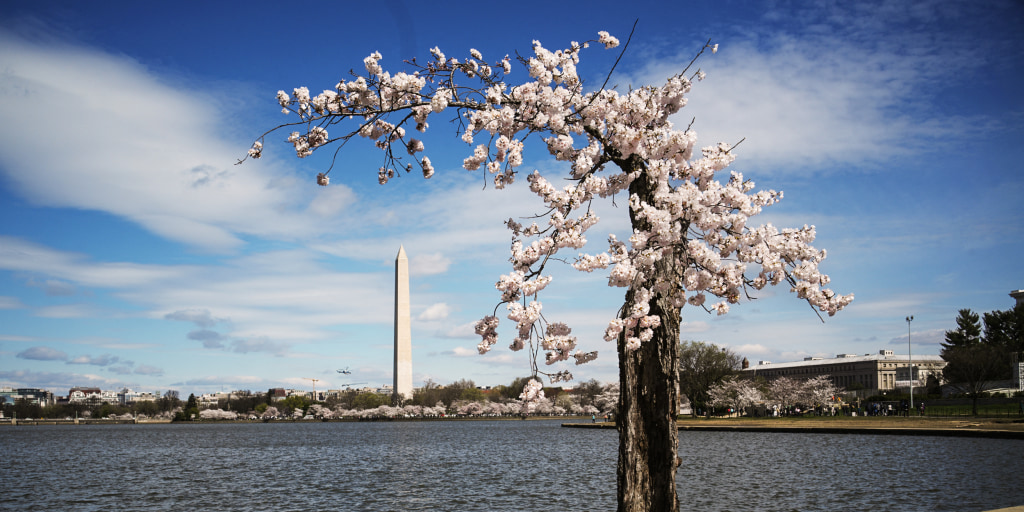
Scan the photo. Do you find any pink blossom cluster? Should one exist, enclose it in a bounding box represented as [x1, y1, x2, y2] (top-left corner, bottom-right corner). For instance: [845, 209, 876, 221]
[199, 408, 239, 420]
[542, 322, 576, 365]
[474, 315, 500, 354]
[506, 300, 542, 351]
[519, 378, 545, 410]
[255, 31, 852, 385]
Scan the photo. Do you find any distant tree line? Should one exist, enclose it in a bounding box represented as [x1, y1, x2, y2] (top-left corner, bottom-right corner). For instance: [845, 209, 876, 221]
[3, 378, 621, 421]
[2, 390, 184, 421]
[677, 340, 846, 417]
[941, 303, 1024, 415]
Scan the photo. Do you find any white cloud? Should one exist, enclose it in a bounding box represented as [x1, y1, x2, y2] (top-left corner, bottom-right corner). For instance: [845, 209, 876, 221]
[451, 346, 477, 357]
[0, 236, 191, 288]
[17, 346, 67, 361]
[27, 279, 77, 296]
[417, 302, 451, 321]
[445, 321, 479, 339]
[133, 364, 162, 376]
[0, 33, 331, 252]
[0, 369, 128, 390]
[410, 253, 451, 276]
[67, 354, 119, 366]
[731, 344, 771, 357]
[680, 321, 711, 334]
[230, 337, 289, 356]
[35, 304, 101, 319]
[308, 184, 357, 218]
[622, 1, 1000, 176]
[165, 309, 225, 328]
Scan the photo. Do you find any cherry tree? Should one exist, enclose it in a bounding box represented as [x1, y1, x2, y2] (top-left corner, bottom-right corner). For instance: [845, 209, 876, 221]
[707, 378, 763, 416]
[245, 29, 851, 512]
[767, 377, 803, 415]
[802, 375, 840, 409]
[199, 408, 238, 420]
[308, 403, 334, 419]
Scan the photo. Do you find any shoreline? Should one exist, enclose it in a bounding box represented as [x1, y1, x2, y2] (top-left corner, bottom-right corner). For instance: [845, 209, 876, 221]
[6, 415, 1024, 441]
[563, 416, 1024, 440]
[0, 415, 578, 427]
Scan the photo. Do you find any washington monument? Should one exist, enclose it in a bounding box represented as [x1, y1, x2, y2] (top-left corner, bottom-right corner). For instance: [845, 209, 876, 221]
[393, 246, 413, 402]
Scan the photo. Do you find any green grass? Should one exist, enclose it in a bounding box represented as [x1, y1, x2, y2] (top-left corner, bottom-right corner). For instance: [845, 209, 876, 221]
[921, 404, 1023, 417]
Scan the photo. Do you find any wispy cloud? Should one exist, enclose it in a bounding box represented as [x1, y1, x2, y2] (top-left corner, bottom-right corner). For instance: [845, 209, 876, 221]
[0, 32, 331, 252]
[624, 0, 1015, 176]
[165, 309, 225, 328]
[230, 337, 288, 356]
[0, 369, 127, 391]
[27, 278, 77, 296]
[17, 346, 67, 361]
[134, 365, 164, 376]
[67, 354, 119, 366]
[410, 253, 451, 276]
[417, 303, 452, 321]
[0, 296, 24, 309]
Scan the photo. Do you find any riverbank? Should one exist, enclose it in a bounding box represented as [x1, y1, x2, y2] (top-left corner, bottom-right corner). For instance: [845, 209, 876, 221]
[563, 416, 1024, 440]
[0, 418, 173, 426]
[0, 415, 580, 426]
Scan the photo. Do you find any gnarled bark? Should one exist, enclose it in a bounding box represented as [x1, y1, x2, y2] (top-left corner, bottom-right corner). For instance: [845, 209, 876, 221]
[616, 158, 683, 512]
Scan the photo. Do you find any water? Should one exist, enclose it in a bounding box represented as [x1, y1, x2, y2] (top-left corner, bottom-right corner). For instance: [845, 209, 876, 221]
[1, 420, 1022, 511]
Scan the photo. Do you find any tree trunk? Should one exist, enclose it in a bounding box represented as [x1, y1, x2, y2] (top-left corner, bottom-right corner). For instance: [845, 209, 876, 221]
[616, 158, 683, 512]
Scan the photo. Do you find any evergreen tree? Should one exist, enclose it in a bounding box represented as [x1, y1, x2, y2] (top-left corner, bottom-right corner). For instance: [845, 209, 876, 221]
[982, 304, 1024, 354]
[941, 309, 981, 354]
[178, 393, 199, 421]
[942, 304, 1023, 406]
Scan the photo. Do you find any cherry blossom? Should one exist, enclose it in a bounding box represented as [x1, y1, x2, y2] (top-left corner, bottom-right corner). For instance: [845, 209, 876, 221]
[248, 31, 852, 511]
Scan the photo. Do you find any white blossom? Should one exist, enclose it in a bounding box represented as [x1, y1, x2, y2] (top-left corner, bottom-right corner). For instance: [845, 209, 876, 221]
[254, 30, 852, 386]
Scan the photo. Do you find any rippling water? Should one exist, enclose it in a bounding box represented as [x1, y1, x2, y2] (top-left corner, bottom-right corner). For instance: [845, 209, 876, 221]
[2, 420, 1022, 511]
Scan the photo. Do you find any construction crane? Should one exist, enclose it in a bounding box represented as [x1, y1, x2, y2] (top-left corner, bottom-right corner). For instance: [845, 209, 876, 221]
[339, 382, 367, 389]
[303, 378, 319, 400]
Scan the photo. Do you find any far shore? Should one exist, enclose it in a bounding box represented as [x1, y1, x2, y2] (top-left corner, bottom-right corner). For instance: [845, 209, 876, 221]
[6, 415, 1024, 440]
[0, 414, 582, 427]
[563, 416, 1024, 440]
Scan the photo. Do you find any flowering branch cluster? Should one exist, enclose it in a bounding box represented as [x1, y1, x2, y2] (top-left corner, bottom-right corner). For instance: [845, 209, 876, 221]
[247, 31, 852, 389]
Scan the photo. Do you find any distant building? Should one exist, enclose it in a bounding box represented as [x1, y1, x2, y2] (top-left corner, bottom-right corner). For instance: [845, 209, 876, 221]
[68, 387, 103, 403]
[0, 387, 54, 407]
[119, 389, 160, 405]
[742, 349, 946, 396]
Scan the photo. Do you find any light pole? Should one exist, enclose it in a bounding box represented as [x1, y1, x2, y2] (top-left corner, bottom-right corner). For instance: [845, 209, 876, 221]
[906, 315, 914, 414]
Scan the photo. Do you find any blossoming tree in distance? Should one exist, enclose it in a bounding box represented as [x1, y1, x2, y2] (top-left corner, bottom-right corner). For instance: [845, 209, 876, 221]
[243, 28, 852, 512]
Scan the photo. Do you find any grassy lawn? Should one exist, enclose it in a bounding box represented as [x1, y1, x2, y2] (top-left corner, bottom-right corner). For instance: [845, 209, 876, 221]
[675, 414, 1024, 432]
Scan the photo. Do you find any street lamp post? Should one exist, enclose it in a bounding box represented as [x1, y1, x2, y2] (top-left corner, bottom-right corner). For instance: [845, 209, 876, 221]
[906, 315, 914, 414]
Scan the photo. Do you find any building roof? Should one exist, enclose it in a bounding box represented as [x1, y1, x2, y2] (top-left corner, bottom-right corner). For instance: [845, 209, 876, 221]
[747, 352, 944, 370]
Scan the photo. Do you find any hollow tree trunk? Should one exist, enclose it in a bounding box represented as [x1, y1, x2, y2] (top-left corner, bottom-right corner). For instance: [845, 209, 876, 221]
[616, 157, 683, 512]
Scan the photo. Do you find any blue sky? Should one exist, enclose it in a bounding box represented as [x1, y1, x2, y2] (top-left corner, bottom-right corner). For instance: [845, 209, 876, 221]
[1, 0, 1022, 397]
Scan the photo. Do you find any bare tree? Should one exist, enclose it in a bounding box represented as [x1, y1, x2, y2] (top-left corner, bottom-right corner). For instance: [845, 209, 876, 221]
[943, 344, 1006, 415]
